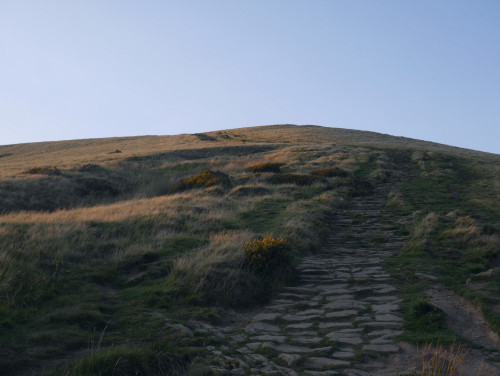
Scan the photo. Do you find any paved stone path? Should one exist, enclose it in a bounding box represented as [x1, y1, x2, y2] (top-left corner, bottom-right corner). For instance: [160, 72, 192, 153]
[206, 176, 412, 375]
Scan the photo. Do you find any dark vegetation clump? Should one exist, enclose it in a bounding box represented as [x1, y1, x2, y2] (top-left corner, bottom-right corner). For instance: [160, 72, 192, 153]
[108, 149, 122, 154]
[268, 173, 318, 186]
[311, 167, 349, 177]
[346, 178, 374, 196]
[245, 162, 281, 173]
[169, 170, 231, 193]
[22, 166, 61, 176]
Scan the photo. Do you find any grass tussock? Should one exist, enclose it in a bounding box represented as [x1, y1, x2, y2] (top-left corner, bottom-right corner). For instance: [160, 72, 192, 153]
[310, 166, 349, 177]
[245, 162, 281, 173]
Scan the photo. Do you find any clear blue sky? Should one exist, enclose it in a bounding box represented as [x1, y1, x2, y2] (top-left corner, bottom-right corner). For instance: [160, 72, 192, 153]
[1, 1, 499, 153]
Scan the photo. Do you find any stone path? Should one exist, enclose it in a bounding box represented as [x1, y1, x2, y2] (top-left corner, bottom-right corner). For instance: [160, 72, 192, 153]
[207, 173, 412, 375]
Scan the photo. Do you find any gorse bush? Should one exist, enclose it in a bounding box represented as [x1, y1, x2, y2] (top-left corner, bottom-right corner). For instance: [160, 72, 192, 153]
[243, 236, 292, 277]
[245, 162, 281, 173]
[169, 170, 231, 193]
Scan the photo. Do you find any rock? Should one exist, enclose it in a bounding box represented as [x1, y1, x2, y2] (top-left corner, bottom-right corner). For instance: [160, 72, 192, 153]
[325, 310, 357, 318]
[246, 322, 281, 334]
[374, 314, 403, 322]
[362, 344, 399, 353]
[278, 353, 301, 366]
[253, 313, 281, 321]
[332, 350, 355, 358]
[323, 300, 367, 310]
[251, 335, 287, 342]
[306, 357, 351, 368]
[286, 322, 313, 329]
[282, 314, 321, 321]
[318, 322, 353, 329]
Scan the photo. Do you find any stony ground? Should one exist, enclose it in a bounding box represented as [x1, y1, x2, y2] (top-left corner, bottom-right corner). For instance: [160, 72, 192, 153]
[202, 170, 413, 375]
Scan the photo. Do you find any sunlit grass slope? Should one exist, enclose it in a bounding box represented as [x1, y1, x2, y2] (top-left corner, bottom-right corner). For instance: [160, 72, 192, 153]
[0, 124, 498, 375]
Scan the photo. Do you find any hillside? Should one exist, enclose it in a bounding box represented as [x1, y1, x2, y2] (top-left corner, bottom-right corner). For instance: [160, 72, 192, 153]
[0, 125, 499, 375]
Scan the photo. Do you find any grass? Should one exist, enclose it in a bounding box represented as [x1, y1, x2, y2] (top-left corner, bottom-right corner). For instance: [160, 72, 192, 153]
[386, 149, 500, 345]
[0, 125, 498, 374]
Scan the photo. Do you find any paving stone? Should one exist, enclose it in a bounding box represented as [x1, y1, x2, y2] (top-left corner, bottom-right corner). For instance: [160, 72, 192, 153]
[371, 303, 399, 313]
[306, 357, 351, 368]
[297, 309, 325, 316]
[367, 329, 403, 337]
[251, 335, 286, 342]
[286, 322, 313, 329]
[318, 322, 353, 329]
[324, 294, 355, 301]
[246, 342, 262, 350]
[332, 350, 355, 358]
[245, 322, 281, 334]
[262, 342, 314, 354]
[323, 300, 368, 310]
[375, 313, 403, 322]
[304, 371, 339, 376]
[362, 344, 399, 353]
[253, 313, 281, 321]
[326, 332, 363, 345]
[325, 310, 357, 318]
[345, 369, 371, 376]
[291, 336, 323, 344]
[278, 353, 301, 366]
[282, 314, 321, 321]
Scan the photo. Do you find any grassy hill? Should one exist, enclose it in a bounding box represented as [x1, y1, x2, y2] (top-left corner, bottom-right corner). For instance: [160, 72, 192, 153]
[0, 125, 498, 375]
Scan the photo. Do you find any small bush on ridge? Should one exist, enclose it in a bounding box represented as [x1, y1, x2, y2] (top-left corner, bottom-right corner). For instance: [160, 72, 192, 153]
[245, 162, 281, 173]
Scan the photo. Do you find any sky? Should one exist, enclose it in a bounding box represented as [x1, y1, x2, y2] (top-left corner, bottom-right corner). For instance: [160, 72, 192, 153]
[1, 1, 499, 153]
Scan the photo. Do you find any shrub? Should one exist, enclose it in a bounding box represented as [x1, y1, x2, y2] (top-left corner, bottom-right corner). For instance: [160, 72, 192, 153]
[245, 162, 281, 173]
[268, 173, 317, 186]
[310, 167, 349, 178]
[21, 166, 61, 175]
[169, 170, 231, 193]
[243, 236, 292, 278]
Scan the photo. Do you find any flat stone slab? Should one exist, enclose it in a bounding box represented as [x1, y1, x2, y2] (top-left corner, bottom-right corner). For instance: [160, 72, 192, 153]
[319, 322, 353, 329]
[304, 371, 339, 376]
[371, 303, 399, 313]
[325, 310, 357, 318]
[278, 353, 301, 366]
[332, 350, 355, 358]
[251, 335, 286, 342]
[286, 322, 313, 329]
[245, 322, 281, 334]
[326, 333, 363, 345]
[253, 312, 281, 321]
[282, 314, 321, 321]
[297, 309, 325, 316]
[367, 329, 403, 337]
[291, 336, 323, 344]
[362, 344, 399, 353]
[262, 342, 313, 354]
[323, 300, 368, 310]
[375, 314, 403, 322]
[306, 357, 351, 368]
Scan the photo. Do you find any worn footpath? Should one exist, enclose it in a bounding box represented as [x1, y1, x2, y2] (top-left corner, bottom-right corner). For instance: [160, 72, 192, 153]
[203, 167, 413, 375]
